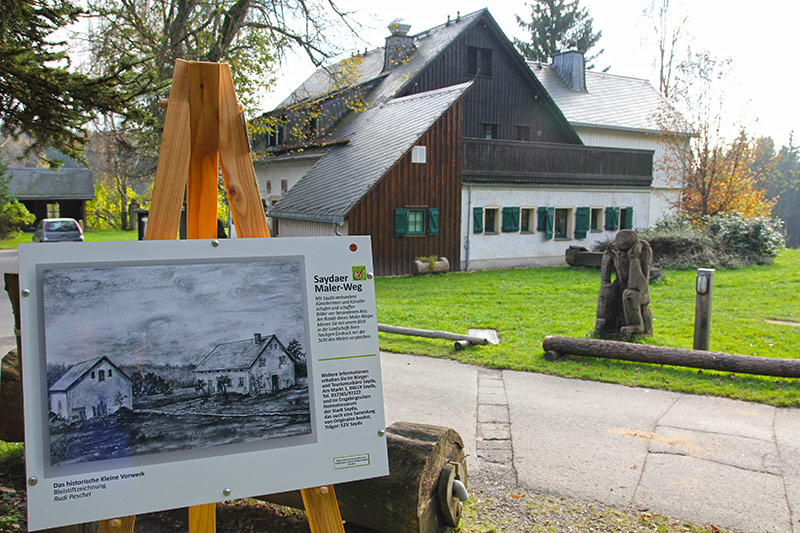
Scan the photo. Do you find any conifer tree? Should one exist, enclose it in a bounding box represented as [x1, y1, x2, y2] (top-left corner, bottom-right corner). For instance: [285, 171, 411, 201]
[0, 0, 147, 163]
[513, 0, 603, 65]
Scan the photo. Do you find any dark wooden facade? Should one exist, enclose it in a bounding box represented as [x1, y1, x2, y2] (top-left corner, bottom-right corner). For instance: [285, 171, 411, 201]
[21, 200, 87, 226]
[463, 139, 653, 186]
[400, 17, 578, 145]
[347, 100, 463, 276]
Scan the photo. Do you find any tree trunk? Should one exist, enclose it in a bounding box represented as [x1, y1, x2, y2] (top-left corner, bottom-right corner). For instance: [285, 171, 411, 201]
[258, 422, 467, 532]
[542, 335, 800, 378]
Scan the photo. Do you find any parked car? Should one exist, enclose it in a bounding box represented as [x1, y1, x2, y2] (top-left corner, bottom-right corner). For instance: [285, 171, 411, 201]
[32, 218, 84, 242]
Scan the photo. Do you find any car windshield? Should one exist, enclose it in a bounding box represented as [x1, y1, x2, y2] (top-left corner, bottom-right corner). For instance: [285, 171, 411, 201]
[45, 220, 79, 232]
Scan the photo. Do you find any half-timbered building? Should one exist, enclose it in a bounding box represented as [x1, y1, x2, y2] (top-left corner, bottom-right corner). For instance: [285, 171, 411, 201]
[256, 9, 671, 274]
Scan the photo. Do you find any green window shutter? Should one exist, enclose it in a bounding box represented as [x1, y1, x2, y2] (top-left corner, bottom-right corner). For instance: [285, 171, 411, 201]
[501, 206, 520, 232]
[575, 207, 590, 239]
[605, 206, 620, 230]
[537, 206, 548, 231]
[623, 207, 634, 229]
[428, 208, 439, 236]
[394, 208, 408, 236]
[544, 207, 554, 239]
[473, 207, 483, 233]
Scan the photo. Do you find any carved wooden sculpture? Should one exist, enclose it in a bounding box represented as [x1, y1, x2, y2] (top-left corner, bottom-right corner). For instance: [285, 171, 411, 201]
[595, 230, 653, 336]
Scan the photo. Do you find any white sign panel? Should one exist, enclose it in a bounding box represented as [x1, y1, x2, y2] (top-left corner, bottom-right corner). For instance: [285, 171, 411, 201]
[19, 236, 388, 530]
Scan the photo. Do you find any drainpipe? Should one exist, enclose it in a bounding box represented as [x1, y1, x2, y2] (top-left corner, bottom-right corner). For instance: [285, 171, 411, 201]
[332, 222, 342, 236]
[465, 185, 472, 271]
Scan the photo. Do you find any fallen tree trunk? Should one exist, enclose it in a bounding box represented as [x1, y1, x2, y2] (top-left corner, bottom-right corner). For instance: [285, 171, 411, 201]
[542, 336, 800, 378]
[258, 422, 467, 533]
[378, 324, 487, 346]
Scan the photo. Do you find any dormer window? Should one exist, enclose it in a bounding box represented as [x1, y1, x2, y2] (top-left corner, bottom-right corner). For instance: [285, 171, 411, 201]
[467, 46, 493, 77]
[266, 116, 286, 147]
[306, 115, 318, 139]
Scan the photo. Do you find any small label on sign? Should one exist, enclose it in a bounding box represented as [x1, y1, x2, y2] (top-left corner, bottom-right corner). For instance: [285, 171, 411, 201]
[333, 453, 370, 470]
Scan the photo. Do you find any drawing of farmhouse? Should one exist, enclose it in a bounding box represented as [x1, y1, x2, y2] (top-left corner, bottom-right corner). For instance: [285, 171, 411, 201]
[194, 333, 299, 397]
[255, 9, 687, 274]
[49, 356, 133, 423]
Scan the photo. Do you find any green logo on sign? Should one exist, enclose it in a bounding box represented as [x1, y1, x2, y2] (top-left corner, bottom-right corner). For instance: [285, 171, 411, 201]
[352, 266, 366, 281]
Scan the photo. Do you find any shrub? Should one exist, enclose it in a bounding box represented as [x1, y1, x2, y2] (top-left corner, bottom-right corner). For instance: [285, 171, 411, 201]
[597, 213, 787, 270]
[703, 213, 785, 262]
[0, 163, 35, 238]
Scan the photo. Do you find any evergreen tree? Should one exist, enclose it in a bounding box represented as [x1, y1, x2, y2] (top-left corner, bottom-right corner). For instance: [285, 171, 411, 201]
[766, 136, 800, 247]
[286, 338, 307, 378]
[0, 0, 147, 163]
[513, 0, 603, 65]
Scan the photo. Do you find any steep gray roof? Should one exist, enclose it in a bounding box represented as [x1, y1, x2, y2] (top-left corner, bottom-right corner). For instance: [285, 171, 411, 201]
[531, 63, 690, 135]
[7, 167, 95, 200]
[49, 356, 130, 393]
[279, 10, 485, 109]
[269, 82, 472, 224]
[195, 334, 289, 372]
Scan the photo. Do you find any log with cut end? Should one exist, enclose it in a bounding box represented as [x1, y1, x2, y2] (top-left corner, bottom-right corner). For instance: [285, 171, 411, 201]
[258, 422, 467, 532]
[542, 336, 800, 378]
[378, 324, 488, 346]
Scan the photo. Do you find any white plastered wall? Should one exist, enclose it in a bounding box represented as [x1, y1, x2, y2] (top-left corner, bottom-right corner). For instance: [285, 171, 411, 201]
[461, 185, 652, 271]
[276, 219, 346, 237]
[575, 126, 683, 226]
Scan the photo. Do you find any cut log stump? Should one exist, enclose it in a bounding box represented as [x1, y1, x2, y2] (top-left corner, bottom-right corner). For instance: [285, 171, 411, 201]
[258, 422, 467, 532]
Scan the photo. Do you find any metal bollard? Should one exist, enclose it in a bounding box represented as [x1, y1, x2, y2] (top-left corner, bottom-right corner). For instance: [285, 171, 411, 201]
[693, 268, 715, 350]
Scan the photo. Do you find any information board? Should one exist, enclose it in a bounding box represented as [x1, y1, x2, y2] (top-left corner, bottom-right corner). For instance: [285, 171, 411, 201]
[19, 236, 388, 531]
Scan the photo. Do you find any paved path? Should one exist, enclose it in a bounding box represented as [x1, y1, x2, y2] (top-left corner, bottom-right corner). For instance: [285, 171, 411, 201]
[381, 351, 800, 533]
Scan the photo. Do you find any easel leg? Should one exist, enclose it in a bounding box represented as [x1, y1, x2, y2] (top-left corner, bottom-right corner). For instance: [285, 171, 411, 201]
[188, 503, 216, 533]
[187, 62, 221, 239]
[300, 486, 345, 532]
[98, 516, 136, 533]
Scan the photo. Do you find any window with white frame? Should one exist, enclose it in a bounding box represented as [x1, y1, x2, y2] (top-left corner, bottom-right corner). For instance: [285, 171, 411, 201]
[484, 207, 500, 233]
[554, 207, 573, 239]
[520, 207, 535, 233]
[590, 207, 603, 231]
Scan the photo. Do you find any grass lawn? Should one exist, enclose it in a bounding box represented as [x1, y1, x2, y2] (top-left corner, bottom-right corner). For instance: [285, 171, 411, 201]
[0, 228, 137, 249]
[376, 248, 800, 407]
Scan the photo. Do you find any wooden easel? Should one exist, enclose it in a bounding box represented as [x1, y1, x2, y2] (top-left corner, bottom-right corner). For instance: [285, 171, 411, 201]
[98, 59, 345, 533]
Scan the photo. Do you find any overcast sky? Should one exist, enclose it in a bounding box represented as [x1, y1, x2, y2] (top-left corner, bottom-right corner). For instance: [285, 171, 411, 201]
[42, 260, 306, 368]
[261, 0, 798, 146]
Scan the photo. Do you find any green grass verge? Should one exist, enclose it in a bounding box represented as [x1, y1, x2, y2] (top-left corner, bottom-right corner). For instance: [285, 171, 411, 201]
[0, 229, 137, 249]
[376, 249, 800, 407]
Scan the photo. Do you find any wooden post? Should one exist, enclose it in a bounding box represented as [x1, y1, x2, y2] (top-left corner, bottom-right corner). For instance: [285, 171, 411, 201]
[693, 268, 715, 350]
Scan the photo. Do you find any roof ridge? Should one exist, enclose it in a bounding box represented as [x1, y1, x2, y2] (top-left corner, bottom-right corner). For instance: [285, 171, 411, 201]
[408, 8, 486, 40]
[531, 61, 651, 84]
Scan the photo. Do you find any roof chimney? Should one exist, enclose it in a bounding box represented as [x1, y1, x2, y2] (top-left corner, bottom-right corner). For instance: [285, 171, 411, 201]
[254, 333, 262, 345]
[552, 50, 587, 93]
[383, 19, 415, 72]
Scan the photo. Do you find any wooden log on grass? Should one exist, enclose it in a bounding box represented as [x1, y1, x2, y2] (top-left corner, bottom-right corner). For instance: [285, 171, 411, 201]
[258, 422, 468, 532]
[542, 335, 800, 378]
[378, 324, 488, 346]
